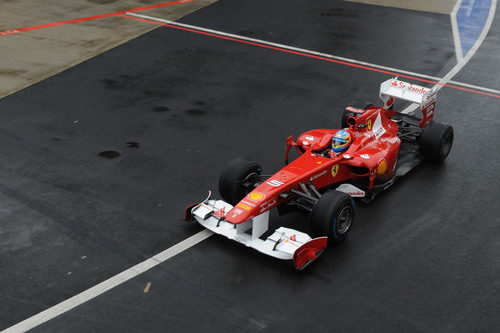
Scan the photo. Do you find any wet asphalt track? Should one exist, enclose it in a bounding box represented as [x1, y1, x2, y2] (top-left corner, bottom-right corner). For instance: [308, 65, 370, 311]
[1, 0, 499, 331]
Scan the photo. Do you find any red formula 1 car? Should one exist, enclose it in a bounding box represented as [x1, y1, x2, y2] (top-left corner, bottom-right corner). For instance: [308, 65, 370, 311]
[185, 78, 454, 270]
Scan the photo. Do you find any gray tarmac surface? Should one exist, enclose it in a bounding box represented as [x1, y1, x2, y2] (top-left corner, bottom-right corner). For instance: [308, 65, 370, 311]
[0, 0, 499, 331]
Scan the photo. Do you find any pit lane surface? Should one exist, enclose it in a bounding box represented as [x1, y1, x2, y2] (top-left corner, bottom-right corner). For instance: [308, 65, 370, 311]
[1, 0, 499, 331]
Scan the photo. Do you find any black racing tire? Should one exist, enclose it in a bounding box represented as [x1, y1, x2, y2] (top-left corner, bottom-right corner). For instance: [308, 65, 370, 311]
[310, 190, 355, 244]
[218, 157, 262, 205]
[341, 108, 355, 129]
[419, 122, 454, 163]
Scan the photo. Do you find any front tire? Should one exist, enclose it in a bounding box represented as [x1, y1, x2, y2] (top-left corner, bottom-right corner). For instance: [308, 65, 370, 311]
[218, 157, 262, 205]
[310, 190, 355, 244]
[419, 122, 454, 162]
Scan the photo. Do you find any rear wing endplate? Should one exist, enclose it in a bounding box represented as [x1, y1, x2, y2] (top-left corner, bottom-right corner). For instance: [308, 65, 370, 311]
[379, 78, 437, 127]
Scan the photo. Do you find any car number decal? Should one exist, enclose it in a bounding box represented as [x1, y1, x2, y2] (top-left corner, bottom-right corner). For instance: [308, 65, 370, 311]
[266, 180, 285, 187]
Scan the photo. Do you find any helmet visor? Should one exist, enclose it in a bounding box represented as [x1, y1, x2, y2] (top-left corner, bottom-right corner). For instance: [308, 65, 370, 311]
[332, 138, 347, 148]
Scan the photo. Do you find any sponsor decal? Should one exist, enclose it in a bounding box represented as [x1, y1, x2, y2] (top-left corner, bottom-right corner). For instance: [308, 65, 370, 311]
[310, 170, 327, 181]
[367, 120, 372, 131]
[377, 159, 388, 176]
[237, 203, 252, 211]
[360, 154, 370, 159]
[266, 179, 285, 187]
[305, 136, 315, 141]
[248, 192, 265, 201]
[317, 161, 322, 164]
[260, 198, 277, 213]
[241, 200, 256, 207]
[374, 128, 385, 138]
[336, 184, 366, 197]
[290, 234, 296, 241]
[372, 113, 386, 140]
[409, 85, 427, 94]
[390, 79, 428, 94]
[302, 140, 310, 146]
[231, 208, 244, 218]
[214, 207, 226, 218]
[281, 238, 300, 248]
[331, 164, 339, 178]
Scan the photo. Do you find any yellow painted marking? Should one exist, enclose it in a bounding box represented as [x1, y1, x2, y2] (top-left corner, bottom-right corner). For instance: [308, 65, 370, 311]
[143, 282, 151, 293]
[248, 192, 264, 201]
[237, 203, 252, 211]
[367, 120, 372, 131]
[377, 160, 388, 175]
[331, 164, 339, 178]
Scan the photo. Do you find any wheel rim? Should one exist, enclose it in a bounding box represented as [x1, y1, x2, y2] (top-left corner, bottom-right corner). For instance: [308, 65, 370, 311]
[440, 132, 452, 158]
[336, 206, 353, 235]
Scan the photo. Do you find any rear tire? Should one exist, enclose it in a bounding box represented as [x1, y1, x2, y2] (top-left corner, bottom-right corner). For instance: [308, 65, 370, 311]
[310, 191, 355, 244]
[219, 157, 262, 205]
[419, 122, 454, 162]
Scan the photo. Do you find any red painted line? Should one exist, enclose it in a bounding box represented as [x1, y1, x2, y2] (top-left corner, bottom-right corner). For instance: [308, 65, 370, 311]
[0, 0, 198, 36]
[120, 14, 500, 99]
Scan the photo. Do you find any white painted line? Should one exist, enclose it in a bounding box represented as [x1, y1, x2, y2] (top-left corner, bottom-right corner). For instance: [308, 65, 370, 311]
[451, 0, 464, 63]
[126, 13, 441, 81]
[126, 12, 500, 97]
[1, 229, 213, 333]
[448, 79, 500, 95]
[402, 0, 497, 114]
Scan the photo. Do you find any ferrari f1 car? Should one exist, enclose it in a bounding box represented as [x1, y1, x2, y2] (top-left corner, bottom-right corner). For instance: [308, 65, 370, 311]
[185, 78, 454, 270]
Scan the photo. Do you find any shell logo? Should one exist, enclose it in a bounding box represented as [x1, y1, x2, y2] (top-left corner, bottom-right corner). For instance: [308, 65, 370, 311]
[248, 192, 265, 201]
[377, 160, 387, 176]
[331, 164, 339, 178]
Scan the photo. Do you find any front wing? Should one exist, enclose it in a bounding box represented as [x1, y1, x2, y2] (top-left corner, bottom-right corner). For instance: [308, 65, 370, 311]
[185, 193, 327, 270]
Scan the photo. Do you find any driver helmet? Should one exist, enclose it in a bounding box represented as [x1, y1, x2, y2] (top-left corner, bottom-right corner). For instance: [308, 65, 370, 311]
[332, 130, 352, 153]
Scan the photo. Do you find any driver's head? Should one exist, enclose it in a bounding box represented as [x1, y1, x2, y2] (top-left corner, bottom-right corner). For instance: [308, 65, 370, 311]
[332, 130, 352, 153]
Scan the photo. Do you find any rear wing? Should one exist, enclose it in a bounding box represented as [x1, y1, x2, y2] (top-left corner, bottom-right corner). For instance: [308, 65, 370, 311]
[379, 78, 437, 127]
